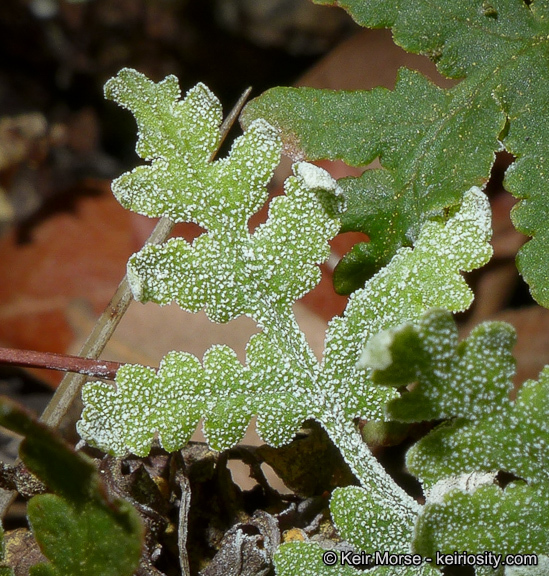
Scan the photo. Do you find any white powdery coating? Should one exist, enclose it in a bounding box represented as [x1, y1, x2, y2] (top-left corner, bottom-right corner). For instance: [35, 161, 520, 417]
[331, 484, 417, 553]
[371, 311, 516, 428]
[81, 76, 518, 571]
[122, 118, 342, 324]
[294, 161, 337, 192]
[81, 177, 496, 521]
[79, 75, 344, 456]
[357, 327, 395, 370]
[300, 186, 496, 548]
[408, 362, 549, 490]
[425, 471, 498, 505]
[318, 186, 494, 428]
[126, 260, 144, 301]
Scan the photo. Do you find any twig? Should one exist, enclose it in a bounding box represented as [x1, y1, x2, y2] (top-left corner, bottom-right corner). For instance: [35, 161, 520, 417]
[0, 86, 253, 520]
[174, 452, 192, 576]
[0, 347, 130, 380]
[38, 221, 174, 432]
[214, 87, 252, 158]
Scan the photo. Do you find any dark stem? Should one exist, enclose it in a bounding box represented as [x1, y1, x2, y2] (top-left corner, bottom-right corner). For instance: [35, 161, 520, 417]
[0, 346, 138, 380]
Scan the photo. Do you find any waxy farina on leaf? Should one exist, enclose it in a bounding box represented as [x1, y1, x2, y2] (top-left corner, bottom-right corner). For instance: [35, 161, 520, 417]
[361, 309, 549, 566]
[77, 68, 498, 575]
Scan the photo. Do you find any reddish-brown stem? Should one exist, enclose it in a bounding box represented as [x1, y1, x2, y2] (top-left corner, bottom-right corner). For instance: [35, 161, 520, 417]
[0, 347, 143, 380]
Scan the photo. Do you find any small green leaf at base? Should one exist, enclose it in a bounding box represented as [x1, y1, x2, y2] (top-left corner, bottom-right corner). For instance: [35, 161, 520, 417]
[0, 397, 98, 502]
[28, 496, 143, 576]
[0, 397, 144, 576]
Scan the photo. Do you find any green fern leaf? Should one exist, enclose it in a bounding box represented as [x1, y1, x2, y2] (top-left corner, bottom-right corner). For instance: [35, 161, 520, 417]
[361, 309, 549, 564]
[244, 1, 549, 305]
[0, 397, 143, 576]
[414, 481, 549, 562]
[363, 310, 549, 488]
[78, 70, 343, 455]
[78, 71, 494, 574]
